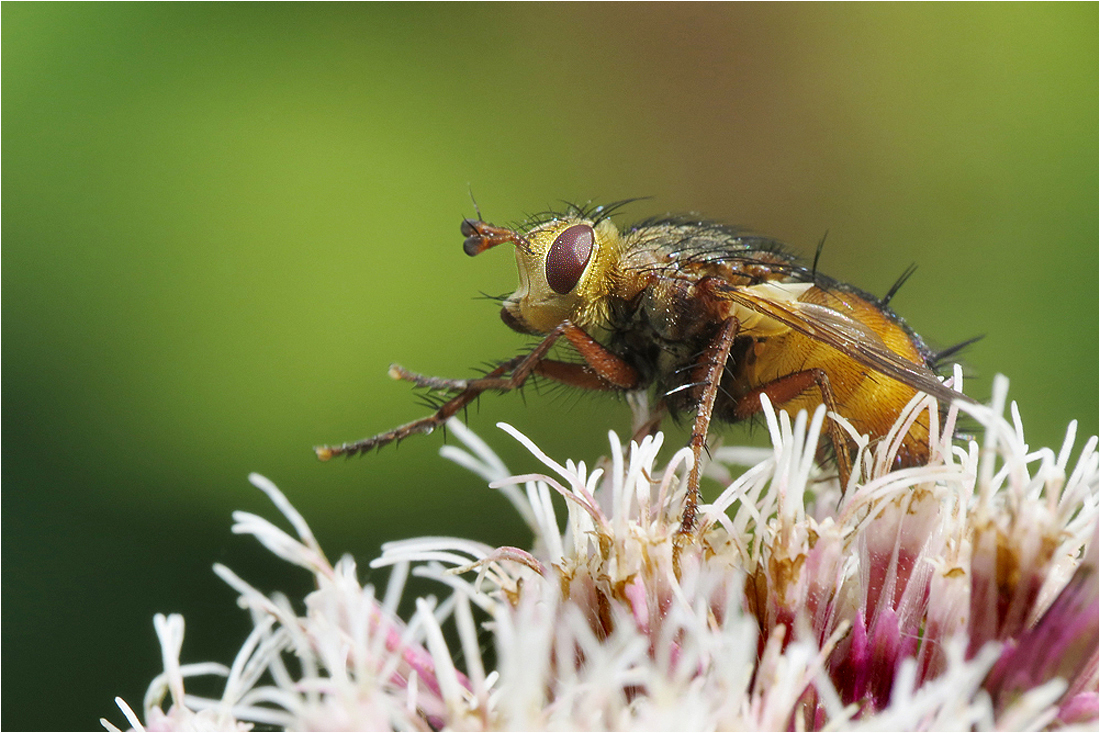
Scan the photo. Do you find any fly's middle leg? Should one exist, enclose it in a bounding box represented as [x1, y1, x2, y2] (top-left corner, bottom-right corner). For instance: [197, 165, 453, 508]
[678, 317, 740, 536]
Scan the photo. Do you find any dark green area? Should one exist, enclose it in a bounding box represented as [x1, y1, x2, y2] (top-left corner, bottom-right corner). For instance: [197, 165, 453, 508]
[3, 4, 1096, 730]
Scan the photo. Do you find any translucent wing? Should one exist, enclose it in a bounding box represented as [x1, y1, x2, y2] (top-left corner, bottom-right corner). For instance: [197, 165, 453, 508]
[714, 281, 975, 406]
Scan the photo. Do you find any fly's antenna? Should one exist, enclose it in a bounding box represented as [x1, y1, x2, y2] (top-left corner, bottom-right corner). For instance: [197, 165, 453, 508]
[461, 218, 532, 256]
[811, 230, 829, 281]
[882, 263, 918, 306]
[468, 185, 484, 222]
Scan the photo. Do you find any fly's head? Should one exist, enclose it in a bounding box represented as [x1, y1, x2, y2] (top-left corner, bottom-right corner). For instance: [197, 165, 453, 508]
[462, 215, 622, 334]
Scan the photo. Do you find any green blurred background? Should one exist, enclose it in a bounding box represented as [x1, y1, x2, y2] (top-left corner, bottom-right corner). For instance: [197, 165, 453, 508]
[3, 4, 1096, 729]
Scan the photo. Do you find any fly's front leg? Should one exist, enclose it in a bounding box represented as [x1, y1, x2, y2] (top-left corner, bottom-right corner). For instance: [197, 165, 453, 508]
[425, 320, 640, 394]
[679, 317, 740, 536]
[314, 357, 521, 460]
[387, 363, 501, 392]
[315, 321, 640, 460]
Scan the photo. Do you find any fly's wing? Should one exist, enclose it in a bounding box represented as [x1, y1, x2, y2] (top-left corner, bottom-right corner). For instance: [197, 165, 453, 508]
[713, 281, 975, 406]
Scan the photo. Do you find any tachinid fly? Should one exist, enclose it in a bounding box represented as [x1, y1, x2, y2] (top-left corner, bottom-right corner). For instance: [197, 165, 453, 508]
[316, 202, 973, 535]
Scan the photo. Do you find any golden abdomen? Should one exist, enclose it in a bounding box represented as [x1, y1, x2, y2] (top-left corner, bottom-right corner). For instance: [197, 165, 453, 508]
[745, 286, 933, 466]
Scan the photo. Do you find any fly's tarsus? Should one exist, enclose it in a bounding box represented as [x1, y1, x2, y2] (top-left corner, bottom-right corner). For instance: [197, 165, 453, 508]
[389, 364, 470, 392]
[314, 417, 438, 461]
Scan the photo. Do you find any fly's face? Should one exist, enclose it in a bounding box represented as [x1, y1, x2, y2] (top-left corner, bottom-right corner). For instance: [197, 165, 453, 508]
[462, 216, 624, 335]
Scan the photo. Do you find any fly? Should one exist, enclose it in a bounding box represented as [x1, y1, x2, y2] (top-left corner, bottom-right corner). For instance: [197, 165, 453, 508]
[315, 203, 974, 535]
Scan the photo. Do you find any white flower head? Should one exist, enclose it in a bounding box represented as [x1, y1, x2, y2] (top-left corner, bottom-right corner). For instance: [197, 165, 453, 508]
[107, 375, 1098, 731]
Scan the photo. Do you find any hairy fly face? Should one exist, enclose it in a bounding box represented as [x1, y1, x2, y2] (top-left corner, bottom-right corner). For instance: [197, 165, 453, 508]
[491, 217, 622, 335]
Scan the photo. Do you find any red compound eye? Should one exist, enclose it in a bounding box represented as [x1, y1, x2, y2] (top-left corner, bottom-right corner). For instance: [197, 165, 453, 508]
[545, 224, 594, 294]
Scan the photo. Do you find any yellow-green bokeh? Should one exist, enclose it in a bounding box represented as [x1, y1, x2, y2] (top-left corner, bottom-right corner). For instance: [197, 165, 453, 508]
[3, 4, 1096, 729]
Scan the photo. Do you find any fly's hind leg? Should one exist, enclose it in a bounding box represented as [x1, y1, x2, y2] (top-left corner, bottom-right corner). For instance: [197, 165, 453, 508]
[315, 321, 641, 460]
[730, 368, 854, 491]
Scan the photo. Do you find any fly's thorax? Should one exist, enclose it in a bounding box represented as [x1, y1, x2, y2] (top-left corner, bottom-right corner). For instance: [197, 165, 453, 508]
[502, 217, 623, 334]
